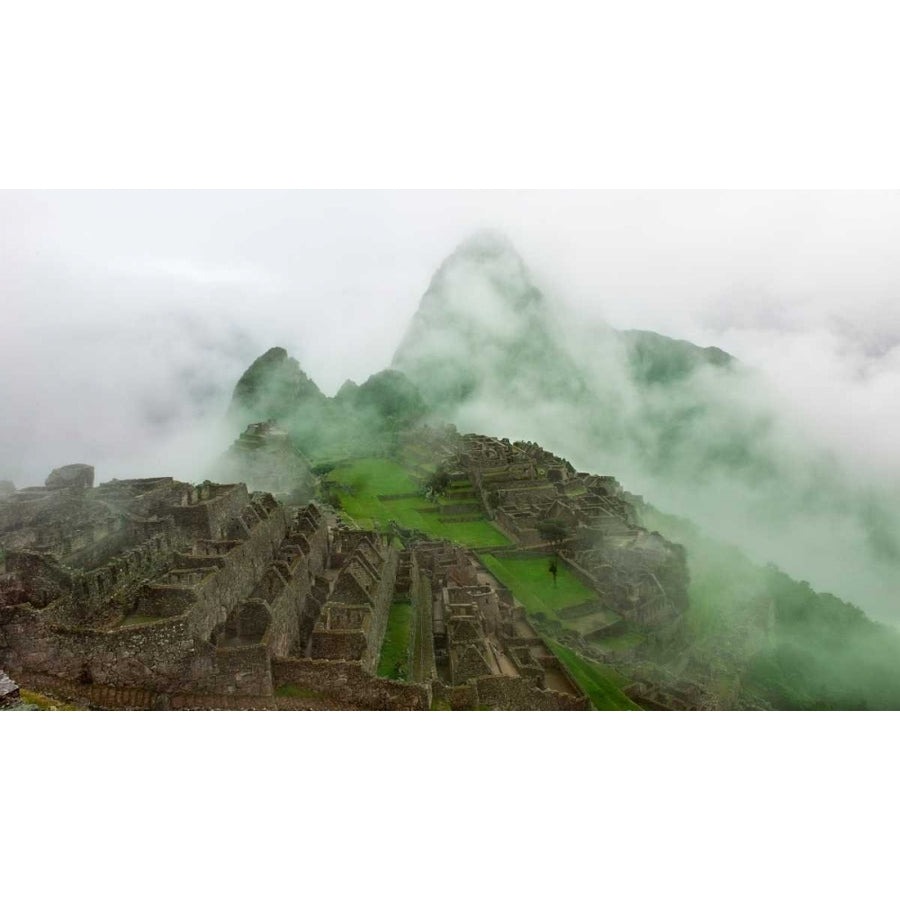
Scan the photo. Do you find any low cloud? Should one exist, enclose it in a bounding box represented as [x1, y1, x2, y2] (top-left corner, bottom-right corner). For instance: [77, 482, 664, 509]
[2, 190, 899, 622]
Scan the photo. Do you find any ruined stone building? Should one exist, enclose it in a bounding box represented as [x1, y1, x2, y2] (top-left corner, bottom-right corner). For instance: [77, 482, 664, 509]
[0, 463, 589, 710]
[215, 420, 315, 503]
[405, 540, 587, 710]
[404, 430, 690, 632]
[0, 465, 331, 706]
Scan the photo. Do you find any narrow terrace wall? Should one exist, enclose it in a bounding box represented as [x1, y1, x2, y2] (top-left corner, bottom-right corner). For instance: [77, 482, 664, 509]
[184, 504, 289, 640]
[409, 555, 436, 683]
[272, 657, 431, 710]
[11, 670, 276, 710]
[473, 675, 590, 711]
[362, 546, 399, 674]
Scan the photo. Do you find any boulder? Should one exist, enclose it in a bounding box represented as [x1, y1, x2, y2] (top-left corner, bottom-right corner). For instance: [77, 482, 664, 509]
[0, 670, 20, 707]
[45, 464, 95, 491]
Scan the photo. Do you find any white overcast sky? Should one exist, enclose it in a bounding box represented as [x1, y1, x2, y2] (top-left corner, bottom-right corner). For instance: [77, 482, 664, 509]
[2, 190, 900, 487]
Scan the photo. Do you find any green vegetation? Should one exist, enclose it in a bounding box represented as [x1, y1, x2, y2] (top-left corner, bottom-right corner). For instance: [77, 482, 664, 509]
[17, 689, 77, 711]
[325, 457, 511, 548]
[377, 601, 413, 680]
[622, 329, 732, 386]
[329, 457, 419, 499]
[641, 502, 900, 710]
[424, 466, 451, 498]
[229, 347, 431, 459]
[547, 642, 641, 711]
[591, 630, 646, 653]
[537, 518, 571, 551]
[476, 555, 643, 702]
[747, 570, 900, 710]
[478, 553, 596, 619]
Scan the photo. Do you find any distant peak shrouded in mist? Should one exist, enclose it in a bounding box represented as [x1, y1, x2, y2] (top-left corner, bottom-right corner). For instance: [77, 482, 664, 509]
[226, 343, 430, 461]
[390, 230, 900, 623]
[435, 230, 545, 310]
[392, 231, 733, 413]
[393, 232, 586, 410]
[228, 346, 325, 427]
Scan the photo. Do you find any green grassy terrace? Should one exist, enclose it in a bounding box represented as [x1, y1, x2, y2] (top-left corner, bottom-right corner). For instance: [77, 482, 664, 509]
[325, 457, 511, 548]
[477, 553, 596, 618]
[377, 600, 413, 681]
[547, 642, 641, 711]
[319, 456, 638, 710]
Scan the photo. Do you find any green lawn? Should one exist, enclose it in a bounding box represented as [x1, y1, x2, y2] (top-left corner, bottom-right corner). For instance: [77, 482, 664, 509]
[548, 641, 641, 711]
[478, 553, 597, 618]
[377, 601, 413, 680]
[591, 631, 646, 653]
[327, 457, 511, 548]
[329, 458, 420, 498]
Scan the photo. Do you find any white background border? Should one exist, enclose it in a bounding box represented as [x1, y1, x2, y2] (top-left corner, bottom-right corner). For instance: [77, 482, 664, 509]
[3, 2, 899, 898]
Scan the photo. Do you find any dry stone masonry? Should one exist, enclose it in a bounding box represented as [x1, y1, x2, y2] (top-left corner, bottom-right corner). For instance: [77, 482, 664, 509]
[0, 456, 591, 710]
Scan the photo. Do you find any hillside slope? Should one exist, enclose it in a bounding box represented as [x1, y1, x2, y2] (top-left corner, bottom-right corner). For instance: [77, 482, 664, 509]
[391, 232, 900, 624]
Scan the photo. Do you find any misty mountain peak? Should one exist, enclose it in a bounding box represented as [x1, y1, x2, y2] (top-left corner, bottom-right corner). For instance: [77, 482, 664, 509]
[228, 345, 324, 426]
[452, 228, 520, 261]
[392, 231, 582, 408]
[428, 230, 543, 316]
[392, 231, 744, 413]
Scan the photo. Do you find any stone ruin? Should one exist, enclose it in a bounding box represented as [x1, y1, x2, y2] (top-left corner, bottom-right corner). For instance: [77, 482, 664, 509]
[45, 463, 95, 491]
[215, 420, 315, 504]
[0, 464, 589, 710]
[0, 468, 331, 707]
[404, 429, 690, 633]
[409, 540, 588, 710]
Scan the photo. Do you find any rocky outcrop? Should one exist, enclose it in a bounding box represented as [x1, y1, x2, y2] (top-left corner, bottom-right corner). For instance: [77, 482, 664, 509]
[228, 347, 325, 426]
[45, 464, 94, 491]
[0, 670, 20, 706]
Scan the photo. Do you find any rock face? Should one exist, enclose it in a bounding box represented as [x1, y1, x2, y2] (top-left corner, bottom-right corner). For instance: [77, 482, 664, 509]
[227, 347, 430, 459]
[45, 464, 94, 491]
[0, 670, 20, 706]
[228, 347, 325, 426]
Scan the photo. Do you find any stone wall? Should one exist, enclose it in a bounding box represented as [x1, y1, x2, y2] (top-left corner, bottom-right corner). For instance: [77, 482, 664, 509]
[362, 545, 398, 673]
[314, 538, 399, 674]
[431, 680, 476, 710]
[183, 502, 288, 641]
[272, 657, 431, 710]
[310, 627, 369, 661]
[409, 554, 436, 683]
[9, 669, 276, 710]
[170, 483, 250, 539]
[0, 496, 292, 694]
[473, 675, 589, 710]
[193, 644, 273, 697]
[0, 605, 196, 690]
